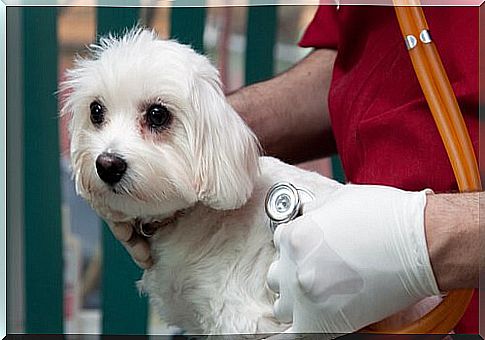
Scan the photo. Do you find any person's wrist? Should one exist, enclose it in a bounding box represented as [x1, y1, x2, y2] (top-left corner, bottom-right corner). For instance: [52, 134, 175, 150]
[398, 189, 441, 297]
[427, 192, 480, 290]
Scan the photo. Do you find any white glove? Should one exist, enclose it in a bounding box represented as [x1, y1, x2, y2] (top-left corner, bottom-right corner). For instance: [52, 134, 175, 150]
[267, 184, 441, 334]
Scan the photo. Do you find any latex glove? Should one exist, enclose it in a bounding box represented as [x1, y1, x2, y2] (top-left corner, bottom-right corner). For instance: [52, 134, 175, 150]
[267, 184, 441, 334]
[107, 221, 153, 269]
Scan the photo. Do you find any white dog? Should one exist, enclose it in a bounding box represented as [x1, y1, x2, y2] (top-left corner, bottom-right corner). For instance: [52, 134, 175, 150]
[62, 28, 342, 334]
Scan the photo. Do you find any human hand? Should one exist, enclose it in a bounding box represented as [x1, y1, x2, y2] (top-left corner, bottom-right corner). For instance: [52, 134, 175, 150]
[107, 220, 153, 269]
[267, 184, 441, 334]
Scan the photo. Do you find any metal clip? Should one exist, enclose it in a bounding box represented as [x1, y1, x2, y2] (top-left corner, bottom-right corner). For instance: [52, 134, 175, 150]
[405, 35, 418, 50]
[134, 219, 158, 238]
[419, 29, 432, 44]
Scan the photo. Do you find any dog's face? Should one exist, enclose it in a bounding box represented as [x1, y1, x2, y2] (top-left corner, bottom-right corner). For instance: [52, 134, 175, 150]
[62, 29, 260, 222]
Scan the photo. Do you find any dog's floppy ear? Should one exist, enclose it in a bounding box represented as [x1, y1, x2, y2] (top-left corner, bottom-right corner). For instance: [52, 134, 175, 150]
[190, 65, 261, 210]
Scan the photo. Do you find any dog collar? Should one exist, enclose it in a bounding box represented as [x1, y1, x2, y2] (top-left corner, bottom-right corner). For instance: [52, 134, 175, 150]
[134, 210, 185, 238]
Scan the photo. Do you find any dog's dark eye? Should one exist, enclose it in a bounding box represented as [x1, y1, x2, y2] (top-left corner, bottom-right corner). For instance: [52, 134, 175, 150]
[146, 104, 170, 130]
[90, 101, 105, 126]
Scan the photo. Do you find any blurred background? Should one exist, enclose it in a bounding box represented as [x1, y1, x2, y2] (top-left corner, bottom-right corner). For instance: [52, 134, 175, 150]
[6, 3, 343, 335]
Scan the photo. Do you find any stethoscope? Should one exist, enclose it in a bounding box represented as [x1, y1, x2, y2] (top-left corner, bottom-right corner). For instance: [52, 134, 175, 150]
[265, 182, 314, 233]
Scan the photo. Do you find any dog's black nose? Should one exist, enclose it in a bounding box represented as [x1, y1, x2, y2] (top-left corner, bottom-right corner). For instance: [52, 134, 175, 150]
[95, 153, 127, 185]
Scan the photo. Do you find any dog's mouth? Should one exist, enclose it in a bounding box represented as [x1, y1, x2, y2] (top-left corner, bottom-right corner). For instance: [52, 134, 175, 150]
[108, 184, 130, 197]
[101, 179, 150, 203]
[111, 186, 124, 195]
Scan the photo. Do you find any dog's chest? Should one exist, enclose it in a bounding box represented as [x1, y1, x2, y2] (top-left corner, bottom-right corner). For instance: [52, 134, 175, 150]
[140, 206, 279, 333]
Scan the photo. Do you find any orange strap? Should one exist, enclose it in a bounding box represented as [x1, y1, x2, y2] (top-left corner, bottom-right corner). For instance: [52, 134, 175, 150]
[364, 2, 481, 334]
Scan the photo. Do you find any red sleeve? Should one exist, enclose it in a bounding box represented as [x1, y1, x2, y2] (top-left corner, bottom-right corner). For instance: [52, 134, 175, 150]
[299, 5, 339, 49]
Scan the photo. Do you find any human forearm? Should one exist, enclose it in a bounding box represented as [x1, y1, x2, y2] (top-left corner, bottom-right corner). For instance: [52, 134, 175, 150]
[227, 49, 337, 163]
[425, 192, 482, 291]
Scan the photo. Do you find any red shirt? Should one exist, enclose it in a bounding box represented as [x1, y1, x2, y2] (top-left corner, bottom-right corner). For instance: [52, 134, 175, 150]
[300, 6, 479, 334]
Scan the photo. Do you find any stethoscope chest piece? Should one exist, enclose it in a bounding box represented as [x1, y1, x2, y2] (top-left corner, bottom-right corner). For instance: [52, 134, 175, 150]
[265, 182, 314, 233]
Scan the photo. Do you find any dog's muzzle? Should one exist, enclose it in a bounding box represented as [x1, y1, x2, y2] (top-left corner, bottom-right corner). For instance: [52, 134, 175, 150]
[265, 182, 315, 233]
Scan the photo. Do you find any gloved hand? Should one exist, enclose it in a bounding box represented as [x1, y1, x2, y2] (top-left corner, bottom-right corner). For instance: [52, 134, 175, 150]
[107, 221, 153, 269]
[267, 184, 441, 334]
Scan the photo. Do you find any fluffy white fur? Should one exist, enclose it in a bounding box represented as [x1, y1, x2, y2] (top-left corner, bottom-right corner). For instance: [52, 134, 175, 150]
[63, 28, 342, 334]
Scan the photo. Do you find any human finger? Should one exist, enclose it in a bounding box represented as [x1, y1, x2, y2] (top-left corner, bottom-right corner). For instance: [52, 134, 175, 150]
[121, 231, 153, 266]
[267, 260, 281, 293]
[107, 221, 135, 242]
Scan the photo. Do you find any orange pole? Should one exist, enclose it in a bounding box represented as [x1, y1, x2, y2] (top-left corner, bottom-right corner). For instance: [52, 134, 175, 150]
[364, 3, 480, 334]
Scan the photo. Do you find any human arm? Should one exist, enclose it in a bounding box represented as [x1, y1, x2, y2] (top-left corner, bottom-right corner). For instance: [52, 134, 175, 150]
[267, 182, 482, 333]
[227, 48, 338, 164]
[425, 191, 482, 290]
